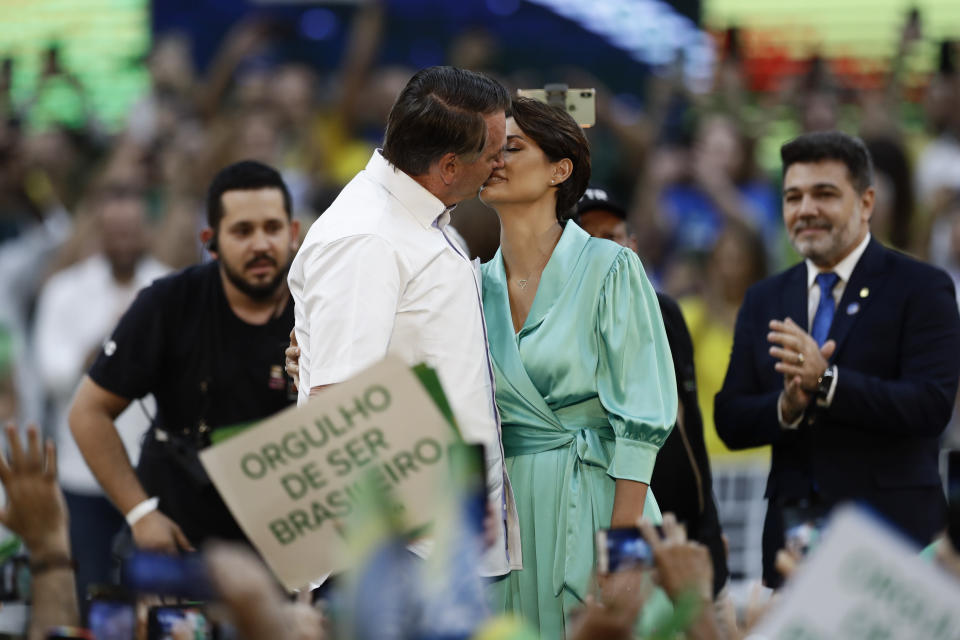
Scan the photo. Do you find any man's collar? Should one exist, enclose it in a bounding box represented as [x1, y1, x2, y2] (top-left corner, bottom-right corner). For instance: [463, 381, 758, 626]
[805, 232, 872, 290]
[364, 150, 449, 229]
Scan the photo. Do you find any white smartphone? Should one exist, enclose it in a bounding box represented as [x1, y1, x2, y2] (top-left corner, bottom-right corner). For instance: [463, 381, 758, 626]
[516, 85, 596, 128]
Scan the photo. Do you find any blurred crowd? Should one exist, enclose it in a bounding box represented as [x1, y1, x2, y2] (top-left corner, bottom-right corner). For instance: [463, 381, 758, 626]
[4, 6, 960, 463]
[2, 0, 960, 612]
[1, 2, 960, 639]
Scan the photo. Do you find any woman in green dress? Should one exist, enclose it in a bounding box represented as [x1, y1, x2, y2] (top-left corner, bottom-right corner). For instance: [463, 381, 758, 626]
[480, 97, 678, 638]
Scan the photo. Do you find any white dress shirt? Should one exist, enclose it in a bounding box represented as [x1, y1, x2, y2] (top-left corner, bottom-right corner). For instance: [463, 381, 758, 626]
[779, 232, 871, 428]
[805, 232, 871, 330]
[288, 150, 521, 576]
[34, 254, 169, 494]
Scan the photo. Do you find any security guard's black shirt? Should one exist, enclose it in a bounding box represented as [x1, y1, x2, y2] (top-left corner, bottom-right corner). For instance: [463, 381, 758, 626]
[89, 261, 295, 543]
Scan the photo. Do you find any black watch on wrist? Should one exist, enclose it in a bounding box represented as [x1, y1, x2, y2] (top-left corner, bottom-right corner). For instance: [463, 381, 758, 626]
[816, 365, 835, 404]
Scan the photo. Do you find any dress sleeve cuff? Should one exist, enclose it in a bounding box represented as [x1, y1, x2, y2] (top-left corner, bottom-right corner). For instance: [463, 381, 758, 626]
[607, 438, 660, 484]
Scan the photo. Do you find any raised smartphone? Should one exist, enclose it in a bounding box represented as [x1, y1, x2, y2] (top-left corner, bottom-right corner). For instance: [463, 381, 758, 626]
[596, 527, 653, 573]
[517, 85, 596, 128]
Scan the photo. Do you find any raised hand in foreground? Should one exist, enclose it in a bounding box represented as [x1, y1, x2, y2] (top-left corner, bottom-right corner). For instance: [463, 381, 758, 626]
[205, 542, 325, 640]
[639, 513, 723, 640]
[0, 423, 79, 640]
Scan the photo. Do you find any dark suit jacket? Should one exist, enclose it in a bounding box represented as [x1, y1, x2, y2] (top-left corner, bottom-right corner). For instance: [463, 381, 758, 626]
[715, 238, 960, 586]
[651, 293, 729, 594]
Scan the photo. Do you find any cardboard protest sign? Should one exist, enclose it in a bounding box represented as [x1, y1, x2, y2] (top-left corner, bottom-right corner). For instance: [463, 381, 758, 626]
[200, 356, 459, 590]
[751, 505, 960, 640]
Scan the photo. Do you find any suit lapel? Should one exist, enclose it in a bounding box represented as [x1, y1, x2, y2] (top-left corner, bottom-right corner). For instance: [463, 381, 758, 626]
[828, 238, 887, 359]
[780, 263, 810, 331]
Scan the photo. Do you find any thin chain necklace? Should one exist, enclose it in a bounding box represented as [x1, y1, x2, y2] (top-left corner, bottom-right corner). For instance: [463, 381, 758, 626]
[508, 223, 561, 290]
[513, 252, 551, 290]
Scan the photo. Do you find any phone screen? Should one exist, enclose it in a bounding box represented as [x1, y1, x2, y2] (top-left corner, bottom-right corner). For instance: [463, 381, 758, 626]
[782, 501, 831, 557]
[86, 600, 135, 640]
[596, 528, 653, 573]
[147, 605, 211, 640]
[123, 552, 213, 600]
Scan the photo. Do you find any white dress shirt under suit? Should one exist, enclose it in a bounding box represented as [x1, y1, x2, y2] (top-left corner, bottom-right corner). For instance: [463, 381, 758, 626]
[779, 232, 871, 428]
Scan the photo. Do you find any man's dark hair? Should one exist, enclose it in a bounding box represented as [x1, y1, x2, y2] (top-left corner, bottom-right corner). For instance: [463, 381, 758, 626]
[206, 160, 292, 230]
[509, 97, 591, 222]
[780, 131, 874, 193]
[381, 66, 510, 176]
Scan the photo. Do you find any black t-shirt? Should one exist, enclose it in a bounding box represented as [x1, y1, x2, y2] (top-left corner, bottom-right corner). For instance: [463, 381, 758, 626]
[89, 261, 295, 543]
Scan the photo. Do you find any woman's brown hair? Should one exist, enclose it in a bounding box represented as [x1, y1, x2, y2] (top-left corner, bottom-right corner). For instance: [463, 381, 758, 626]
[508, 96, 591, 223]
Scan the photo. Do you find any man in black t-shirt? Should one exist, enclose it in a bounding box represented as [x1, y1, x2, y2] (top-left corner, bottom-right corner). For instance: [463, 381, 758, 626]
[69, 161, 300, 552]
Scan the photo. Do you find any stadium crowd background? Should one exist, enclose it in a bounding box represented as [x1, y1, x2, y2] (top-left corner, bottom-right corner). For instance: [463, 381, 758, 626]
[2, 0, 960, 589]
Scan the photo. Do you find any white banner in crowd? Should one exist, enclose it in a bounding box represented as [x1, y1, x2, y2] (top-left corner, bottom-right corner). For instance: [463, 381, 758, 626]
[751, 505, 960, 640]
[200, 357, 458, 590]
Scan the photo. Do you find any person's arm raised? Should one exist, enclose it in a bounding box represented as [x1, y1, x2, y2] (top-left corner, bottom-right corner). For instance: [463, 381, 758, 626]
[0, 424, 78, 639]
[639, 515, 722, 640]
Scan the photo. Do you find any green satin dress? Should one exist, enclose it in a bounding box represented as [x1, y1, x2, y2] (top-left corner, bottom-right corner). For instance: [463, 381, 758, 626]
[483, 221, 678, 638]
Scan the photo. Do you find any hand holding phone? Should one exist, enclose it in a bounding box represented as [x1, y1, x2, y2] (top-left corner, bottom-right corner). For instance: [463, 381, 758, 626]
[637, 514, 713, 603]
[122, 551, 213, 600]
[516, 85, 596, 128]
[596, 527, 653, 574]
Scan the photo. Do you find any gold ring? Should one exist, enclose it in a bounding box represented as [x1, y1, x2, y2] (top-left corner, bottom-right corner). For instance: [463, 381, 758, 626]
[797, 352, 805, 364]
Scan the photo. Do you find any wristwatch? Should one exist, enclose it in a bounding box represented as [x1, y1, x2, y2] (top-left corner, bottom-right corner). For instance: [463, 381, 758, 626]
[816, 365, 836, 405]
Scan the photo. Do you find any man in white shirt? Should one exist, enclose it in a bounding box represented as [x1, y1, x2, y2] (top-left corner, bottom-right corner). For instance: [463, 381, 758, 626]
[35, 186, 169, 597]
[715, 131, 960, 587]
[288, 66, 520, 576]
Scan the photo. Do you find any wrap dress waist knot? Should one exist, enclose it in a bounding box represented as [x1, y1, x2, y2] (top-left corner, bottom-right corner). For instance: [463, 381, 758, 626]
[502, 398, 619, 600]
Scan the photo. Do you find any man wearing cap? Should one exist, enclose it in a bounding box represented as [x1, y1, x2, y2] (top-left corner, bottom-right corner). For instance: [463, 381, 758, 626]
[715, 131, 960, 586]
[576, 187, 729, 596]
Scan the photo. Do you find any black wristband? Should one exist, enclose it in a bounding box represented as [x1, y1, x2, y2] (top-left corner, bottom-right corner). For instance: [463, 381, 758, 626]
[30, 553, 75, 575]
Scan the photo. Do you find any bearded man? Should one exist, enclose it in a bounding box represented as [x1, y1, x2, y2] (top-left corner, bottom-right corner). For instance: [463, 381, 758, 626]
[70, 161, 300, 552]
[715, 131, 960, 586]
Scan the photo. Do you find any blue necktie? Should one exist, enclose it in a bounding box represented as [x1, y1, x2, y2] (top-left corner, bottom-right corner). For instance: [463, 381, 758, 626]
[811, 272, 840, 346]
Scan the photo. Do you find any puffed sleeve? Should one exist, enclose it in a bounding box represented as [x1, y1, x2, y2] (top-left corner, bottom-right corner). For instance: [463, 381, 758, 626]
[597, 248, 677, 484]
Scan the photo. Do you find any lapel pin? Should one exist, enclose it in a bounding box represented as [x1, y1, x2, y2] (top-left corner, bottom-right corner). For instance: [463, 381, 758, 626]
[859, 287, 869, 298]
[846, 302, 860, 315]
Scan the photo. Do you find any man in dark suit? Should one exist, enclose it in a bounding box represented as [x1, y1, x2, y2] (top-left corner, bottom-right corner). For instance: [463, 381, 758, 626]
[715, 131, 960, 587]
[577, 188, 729, 595]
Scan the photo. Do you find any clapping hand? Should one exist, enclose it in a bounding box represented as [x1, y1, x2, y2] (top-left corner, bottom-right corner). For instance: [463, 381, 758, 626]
[768, 318, 836, 422]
